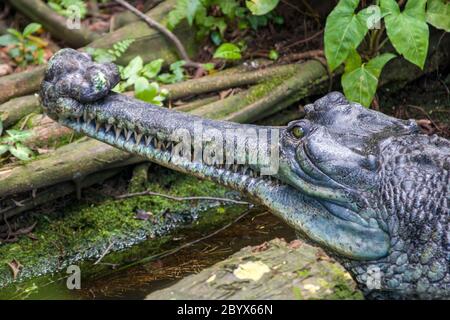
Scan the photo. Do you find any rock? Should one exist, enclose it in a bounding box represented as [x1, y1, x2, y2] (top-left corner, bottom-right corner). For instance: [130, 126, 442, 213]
[146, 238, 363, 300]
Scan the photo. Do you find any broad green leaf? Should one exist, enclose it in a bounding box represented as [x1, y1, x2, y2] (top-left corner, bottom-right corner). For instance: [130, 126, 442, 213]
[344, 49, 362, 73]
[0, 145, 8, 156]
[135, 77, 160, 104]
[7, 28, 23, 40]
[122, 56, 143, 80]
[427, 0, 450, 32]
[381, 0, 429, 69]
[246, 0, 279, 16]
[141, 59, 164, 79]
[218, 0, 239, 19]
[213, 43, 242, 60]
[3, 129, 33, 143]
[0, 34, 18, 46]
[8, 143, 33, 161]
[167, 0, 201, 28]
[23, 23, 42, 37]
[324, 0, 372, 71]
[342, 53, 396, 107]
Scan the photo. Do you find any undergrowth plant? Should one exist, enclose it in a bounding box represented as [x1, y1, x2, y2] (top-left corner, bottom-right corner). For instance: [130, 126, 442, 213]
[47, 0, 88, 19]
[0, 121, 34, 161]
[324, 0, 450, 107]
[87, 39, 189, 105]
[0, 23, 48, 67]
[167, 0, 282, 59]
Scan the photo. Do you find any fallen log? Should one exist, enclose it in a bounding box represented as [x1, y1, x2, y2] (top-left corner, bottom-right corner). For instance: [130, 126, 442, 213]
[0, 66, 46, 104]
[8, 0, 98, 48]
[0, 138, 144, 197]
[0, 167, 122, 227]
[146, 238, 362, 300]
[0, 94, 41, 128]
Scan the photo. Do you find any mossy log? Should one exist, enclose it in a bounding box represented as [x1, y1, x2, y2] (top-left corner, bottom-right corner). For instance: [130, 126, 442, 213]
[0, 138, 144, 197]
[22, 114, 74, 148]
[0, 167, 122, 226]
[146, 238, 363, 300]
[0, 94, 41, 128]
[0, 66, 46, 104]
[8, 0, 98, 48]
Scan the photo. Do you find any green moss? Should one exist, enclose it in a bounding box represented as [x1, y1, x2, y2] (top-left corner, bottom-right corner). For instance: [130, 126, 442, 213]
[0, 167, 246, 293]
[322, 263, 364, 300]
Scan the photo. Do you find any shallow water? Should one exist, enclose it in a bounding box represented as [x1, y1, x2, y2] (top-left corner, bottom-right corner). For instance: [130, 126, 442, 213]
[0, 209, 295, 300]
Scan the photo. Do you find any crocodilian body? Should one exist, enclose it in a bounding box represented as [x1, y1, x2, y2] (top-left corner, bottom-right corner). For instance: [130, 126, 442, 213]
[40, 49, 449, 299]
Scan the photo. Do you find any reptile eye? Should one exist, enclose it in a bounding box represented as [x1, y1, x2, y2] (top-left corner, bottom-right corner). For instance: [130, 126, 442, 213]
[291, 126, 304, 139]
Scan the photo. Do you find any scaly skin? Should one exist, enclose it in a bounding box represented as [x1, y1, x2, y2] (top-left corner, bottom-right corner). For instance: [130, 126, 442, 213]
[40, 49, 449, 299]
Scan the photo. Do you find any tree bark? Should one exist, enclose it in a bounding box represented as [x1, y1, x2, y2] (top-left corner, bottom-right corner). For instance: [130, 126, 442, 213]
[0, 94, 41, 128]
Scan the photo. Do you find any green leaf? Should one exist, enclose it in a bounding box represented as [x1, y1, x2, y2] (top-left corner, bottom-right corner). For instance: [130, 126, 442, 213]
[3, 129, 33, 143]
[23, 23, 42, 37]
[134, 78, 164, 105]
[381, 0, 429, 69]
[167, 0, 201, 28]
[342, 53, 396, 107]
[344, 49, 362, 73]
[202, 63, 215, 71]
[324, 0, 372, 71]
[213, 43, 242, 60]
[219, 0, 239, 19]
[8, 143, 33, 161]
[246, 0, 279, 16]
[122, 56, 143, 80]
[427, 0, 450, 32]
[269, 49, 279, 60]
[141, 59, 164, 79]
[210, 31, 222, 46]
[0, 145, 9, 157]
[0, 34, 18, 46]
[7, 28, 23, 40]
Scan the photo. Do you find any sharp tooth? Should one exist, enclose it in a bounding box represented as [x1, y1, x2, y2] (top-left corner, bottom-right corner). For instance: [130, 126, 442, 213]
[105, 124, 112, 133]
[95, 122, 101, 132]
[233, 164, 239, 173]
[242, 166, 249, 175]
[157, 140, 163, 150]
[225, 163, 232, 170]
[125, 129, 133, 141]
[115, 127, 122, 140]
[83, 110, 88, 122]
[145, 136, 151, 146]
[135, 132, 143, 144]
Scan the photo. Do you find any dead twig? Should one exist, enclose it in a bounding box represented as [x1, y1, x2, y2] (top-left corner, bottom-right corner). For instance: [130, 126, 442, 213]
[115, 190, 251, 206]
[115, 208, 253, 271]
[112, 0, 204, 70]
[280, 49, 324, 63]
[281, 30, 324, 51]
[94, 241, 114, 265]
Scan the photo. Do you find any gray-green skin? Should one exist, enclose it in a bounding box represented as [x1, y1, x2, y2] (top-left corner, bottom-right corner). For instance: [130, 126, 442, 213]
[40, 49, 449, 299]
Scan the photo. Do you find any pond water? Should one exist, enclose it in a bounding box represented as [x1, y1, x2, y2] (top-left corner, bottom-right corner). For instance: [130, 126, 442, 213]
[0, 209, 296, 300]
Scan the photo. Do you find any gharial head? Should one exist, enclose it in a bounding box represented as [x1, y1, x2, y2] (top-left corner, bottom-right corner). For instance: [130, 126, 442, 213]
[41, 49, 449, 299]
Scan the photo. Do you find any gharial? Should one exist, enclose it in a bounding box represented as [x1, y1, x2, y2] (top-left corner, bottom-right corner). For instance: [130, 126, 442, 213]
[40, 49, 449, 299]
